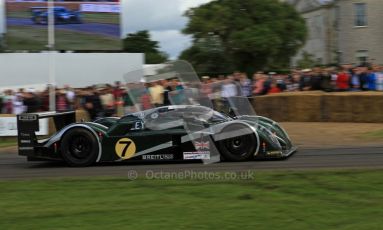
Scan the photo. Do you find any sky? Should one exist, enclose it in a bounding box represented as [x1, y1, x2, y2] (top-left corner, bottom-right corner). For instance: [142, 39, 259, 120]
[123, 0, 213, 59]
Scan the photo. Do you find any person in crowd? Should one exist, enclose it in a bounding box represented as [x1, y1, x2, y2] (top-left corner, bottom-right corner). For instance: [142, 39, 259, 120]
[336, 67, 350, 91]
[199, 76, 213, 107]
[0, 92, 3, 113]
[367, 67, 377, 91]
[83, 87, 103, 120]
[40, 87, 50, 112]
[375, 65, 383, 91]
[162, 79, 172, 106]
[329, 67, 338, 90]
[240, 73, 252, 97]
[268, 80, 282, 94]
[65, 85, 75, 111]
[123, 83, 136, 114]
[100, 87, 116, 117]
[149, 80, 164, 107]
[23, 89, 40, 113]
[285, 71, 301, 92]
[141, 84, 153, 110]
[3, 90, 14, 114]
[221, 76, 238, 99]
[275, 74, 287, 92]
[112, 81, 123, 100]
[56, 89, 69, 112]
[252, 72, 266, 95]
[112, 81, 124, 116]
[358, 66, 370, 91]
[233, 71, 242, 83]
[349, 67, 361, 91]
[320, 68, 333, 92]
[221, 76, 238, 113]
[299, 69, 312, 91]
[311, 67, 323, 91]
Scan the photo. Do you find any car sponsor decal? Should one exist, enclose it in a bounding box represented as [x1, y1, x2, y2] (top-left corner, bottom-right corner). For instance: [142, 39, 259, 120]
[130, 121, 144, 131]
[183, 151, 210, 160]
[18, 147, 34, 151]
[18, 114, 37, 121]
[142, 154, 174, 160]
[115, 138, 137, 159]
[267, 151, 282, 156]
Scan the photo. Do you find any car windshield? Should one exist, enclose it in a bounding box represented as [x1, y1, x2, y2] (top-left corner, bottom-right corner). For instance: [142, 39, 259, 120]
[55, 8, 67, 13]
[132, 106, 231, 130]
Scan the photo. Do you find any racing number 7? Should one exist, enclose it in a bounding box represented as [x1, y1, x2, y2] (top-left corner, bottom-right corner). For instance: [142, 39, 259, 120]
[119, 141, 132, 157]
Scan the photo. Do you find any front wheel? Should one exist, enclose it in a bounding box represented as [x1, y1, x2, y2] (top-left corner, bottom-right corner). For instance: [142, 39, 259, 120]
[34, 16, 45, 25]
[61, 128, 99, 167]
[217, 124, 257, 162]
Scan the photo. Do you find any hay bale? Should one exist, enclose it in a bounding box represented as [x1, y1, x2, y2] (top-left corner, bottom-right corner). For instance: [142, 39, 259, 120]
[251, 92, 383, 123]
[322, 94, 355, 122]
[286, 94, 322, 122]
[253, 96, 289, 121]
[351, 95, 383, 122]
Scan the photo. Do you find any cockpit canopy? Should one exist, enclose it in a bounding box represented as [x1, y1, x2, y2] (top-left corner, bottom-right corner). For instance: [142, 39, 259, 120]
[130, 105, 231, 130]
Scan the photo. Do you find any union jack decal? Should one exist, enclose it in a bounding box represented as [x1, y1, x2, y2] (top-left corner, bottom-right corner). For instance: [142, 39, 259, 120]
[195, 141, 210, 150]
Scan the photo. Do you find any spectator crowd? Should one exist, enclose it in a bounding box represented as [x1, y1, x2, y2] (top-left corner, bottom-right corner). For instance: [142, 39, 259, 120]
[1, 64, 383, 118]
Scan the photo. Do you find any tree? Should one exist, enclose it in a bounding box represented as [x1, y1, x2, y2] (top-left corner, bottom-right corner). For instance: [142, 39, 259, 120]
[296, 52, 319, 69]
[122, 30, 168, 64]
[182, 0, 307, 73]
[179, 34, 233, 74]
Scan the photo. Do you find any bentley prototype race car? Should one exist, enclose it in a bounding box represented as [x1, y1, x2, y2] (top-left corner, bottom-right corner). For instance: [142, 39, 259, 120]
[17, 61, 296, 166]
[17, 106, 296, 166]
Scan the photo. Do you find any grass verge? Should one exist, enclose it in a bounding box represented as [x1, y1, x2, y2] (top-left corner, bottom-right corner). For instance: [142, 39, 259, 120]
[0, 169, 383, 229]
[362, 130, 383, 139]
[7, 12, 119, 24]
[5, 25, 121, 50]
[0, 140, 17, 148]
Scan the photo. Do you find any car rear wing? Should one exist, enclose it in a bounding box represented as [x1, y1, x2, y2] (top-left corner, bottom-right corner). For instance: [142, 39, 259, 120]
[17, 111, 76, 155]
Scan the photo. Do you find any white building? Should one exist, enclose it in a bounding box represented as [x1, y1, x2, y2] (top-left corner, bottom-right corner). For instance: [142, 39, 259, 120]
[286, 0, 383, 66]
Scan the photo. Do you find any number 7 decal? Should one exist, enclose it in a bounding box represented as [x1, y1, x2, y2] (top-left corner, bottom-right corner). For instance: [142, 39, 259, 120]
[115, 138, 137, 159]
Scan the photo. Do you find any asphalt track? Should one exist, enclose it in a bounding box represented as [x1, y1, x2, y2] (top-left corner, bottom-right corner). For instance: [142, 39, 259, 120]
[7, 18, 120, 37]
[0, 146, 383, 180]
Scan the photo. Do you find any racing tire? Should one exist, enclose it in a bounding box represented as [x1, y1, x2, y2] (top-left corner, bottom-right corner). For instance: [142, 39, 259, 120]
[34, 16, 44, 25]
[61, 128, 99, 167]
[217, 123, 257, 162]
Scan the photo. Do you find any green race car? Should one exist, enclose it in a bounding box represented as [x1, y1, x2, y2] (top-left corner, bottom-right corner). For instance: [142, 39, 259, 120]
[17, 105, 296, 167]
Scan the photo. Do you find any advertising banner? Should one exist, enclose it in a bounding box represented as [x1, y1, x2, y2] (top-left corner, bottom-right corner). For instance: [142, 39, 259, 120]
[0, 116, 48, 136]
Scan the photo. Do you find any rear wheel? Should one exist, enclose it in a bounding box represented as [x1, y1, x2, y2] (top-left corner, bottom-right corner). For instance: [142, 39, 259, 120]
[34, 16, 43, 24]
[217, 124, 257, 162]
[61, 128, 99, 167]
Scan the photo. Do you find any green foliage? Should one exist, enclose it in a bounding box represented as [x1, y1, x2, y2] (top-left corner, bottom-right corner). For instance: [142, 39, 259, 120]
[296, 51, 319, 69]
[179, 34, 233, 74]
[182, 0, 307, 73]
[122, 30, 168, 64]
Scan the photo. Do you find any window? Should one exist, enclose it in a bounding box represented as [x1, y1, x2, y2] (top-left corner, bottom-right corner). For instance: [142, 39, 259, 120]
[314, 15, 322, 37]
[356, 50, 368, 64]
[354, 3, 367, 26]
[334, 6, 340, 30]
